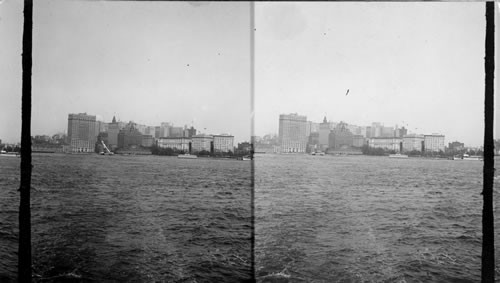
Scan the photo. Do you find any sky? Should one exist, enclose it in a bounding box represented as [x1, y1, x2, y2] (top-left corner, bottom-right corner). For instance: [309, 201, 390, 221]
[0, 0, 251, 144]
[254, 2, 495, 147]
[0, 2, 498, 147]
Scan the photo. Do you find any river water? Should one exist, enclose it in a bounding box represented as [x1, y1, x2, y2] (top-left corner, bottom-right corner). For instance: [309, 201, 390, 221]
[255, 154, 500, 282]
[0, 153, 252, 282]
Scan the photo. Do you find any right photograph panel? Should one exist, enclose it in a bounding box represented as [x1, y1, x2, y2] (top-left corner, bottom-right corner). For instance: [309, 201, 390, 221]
[253, 3, 500, 282]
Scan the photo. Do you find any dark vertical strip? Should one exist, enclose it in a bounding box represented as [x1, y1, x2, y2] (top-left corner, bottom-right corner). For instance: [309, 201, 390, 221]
[483, 2, 495, 283]
[19, 0, 33, 281]
[250, 1, 256, 282]
[19, 0, 33, 280]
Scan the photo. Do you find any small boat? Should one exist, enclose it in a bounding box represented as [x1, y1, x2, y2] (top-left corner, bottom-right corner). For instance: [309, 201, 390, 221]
[462, 154, 482, 161]
[389, 153, 408, 158]
[178, 154, 197, 159]
[311, 151, 325, 156]
[242, 156, 252, 161]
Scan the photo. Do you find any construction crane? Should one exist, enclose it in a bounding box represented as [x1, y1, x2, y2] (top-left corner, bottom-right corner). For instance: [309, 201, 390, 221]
[100, 140, 114, 155]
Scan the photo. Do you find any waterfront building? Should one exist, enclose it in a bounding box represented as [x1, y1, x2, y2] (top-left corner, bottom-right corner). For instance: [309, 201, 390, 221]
[191, 134, 214, 153]
[107, 116, 126, 150]
[424, 134, 445, 152]
[352, 135, 366, 148]
[169, 126, 184, 137]
[157, 137, 191, 152]
[213, 134, 234, 153]
[67, 113, 99, 152]
[141, 135, 154, 147]
[368, 137, 402, 152]
[328, 122, 354, 150]
[279, 113, 308, 153]
[448, 141, 465, 152]
[117, 125, 143, 149]
[402, 134, 425, 152]
[319, 116, 331, 148]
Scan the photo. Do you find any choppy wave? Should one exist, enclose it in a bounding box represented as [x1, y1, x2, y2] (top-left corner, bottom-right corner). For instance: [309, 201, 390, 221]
[0, 153, 251, 282]
[255, 154, 500, 282]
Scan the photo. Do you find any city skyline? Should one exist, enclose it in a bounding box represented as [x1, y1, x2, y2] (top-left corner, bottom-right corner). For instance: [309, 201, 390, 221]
[254, 2, 496, 147]
[1, 1, 251, 144]
[1, 2, 499, 147]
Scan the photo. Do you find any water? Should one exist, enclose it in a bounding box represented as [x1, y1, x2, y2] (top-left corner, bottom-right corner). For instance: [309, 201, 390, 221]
[255, 154, 500, 282]
[0, 153, 252, 282]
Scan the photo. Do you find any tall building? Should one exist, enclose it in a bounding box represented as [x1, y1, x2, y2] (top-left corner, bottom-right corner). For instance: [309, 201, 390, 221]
[424, 134, 445, 152]
[319, 116, 331, 148]
[279, 113, 308, 153]
[117, 125, 143, 149]
[107, 116, 126, 149]
[328, 121, 354, 149]
[67, 113, 98, 152]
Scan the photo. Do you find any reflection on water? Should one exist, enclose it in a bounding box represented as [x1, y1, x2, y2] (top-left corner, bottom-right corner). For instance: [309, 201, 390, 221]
[255, 154, 500, 282]
[0, 153, 251, 282]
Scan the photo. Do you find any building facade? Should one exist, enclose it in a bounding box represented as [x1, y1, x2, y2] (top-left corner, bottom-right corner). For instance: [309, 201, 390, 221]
[67, 113, 98, 152]
[328, 122, 354, 149]
[107, 116, 126, 149]
[279, 113, 308, 153]
[213, 134, 234, 153]
[117, 126, 143, 149]
[157, 137, 191, 152]
[191, 135, 213, 153]
[319, 117, 331, 147]
[368, 137, 402, 152]
[352, 135, 366, 148]
[424, 134, 445, 152]
[402, 134, 425, 152]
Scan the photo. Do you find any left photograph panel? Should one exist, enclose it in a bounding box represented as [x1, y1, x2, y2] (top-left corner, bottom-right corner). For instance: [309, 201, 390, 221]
[1, 1, 253, 281]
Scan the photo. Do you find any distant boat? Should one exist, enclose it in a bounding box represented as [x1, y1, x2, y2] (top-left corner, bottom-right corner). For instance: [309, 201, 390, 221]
[178, 154, 197, 159]
[311, 151, 325, 156]
[389, 153, 408, 158]
[462, 154, 482, 161]
[242, 156, 252, 161]
[0, 152, 20, 157]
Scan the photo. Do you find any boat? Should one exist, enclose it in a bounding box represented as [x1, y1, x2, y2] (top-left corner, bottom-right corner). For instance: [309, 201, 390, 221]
[178, 153, 197, 159]
[389, 153, 408, 158]
[462, 154, 482, 161]
[311, 151, 325, 156]
[242, 156, 252, 161]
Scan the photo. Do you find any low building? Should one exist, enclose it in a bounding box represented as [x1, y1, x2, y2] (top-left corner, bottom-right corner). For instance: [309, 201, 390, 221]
[368, 137, 402, 152]
[157, 137, 191, 152]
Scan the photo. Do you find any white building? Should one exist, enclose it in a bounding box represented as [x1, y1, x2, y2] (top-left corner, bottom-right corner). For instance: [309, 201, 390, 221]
[424, 134, 445, 152]
[157, 137, 191, 152]
[368, 137, 402, 152]
[279, 113, 308, 153]
[213, 134, 234, 153]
